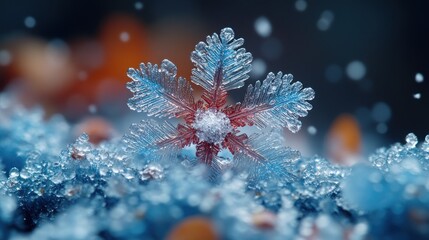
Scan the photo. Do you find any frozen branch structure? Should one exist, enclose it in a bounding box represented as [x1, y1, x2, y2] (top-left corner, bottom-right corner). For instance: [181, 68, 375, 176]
[125, 28, 314, 167]
[0, 28, 429, 240]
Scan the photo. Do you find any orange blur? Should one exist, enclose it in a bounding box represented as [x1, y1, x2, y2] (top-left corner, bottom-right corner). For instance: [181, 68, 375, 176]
[166, 216, 219, 240]
[326, 114, 361, 165]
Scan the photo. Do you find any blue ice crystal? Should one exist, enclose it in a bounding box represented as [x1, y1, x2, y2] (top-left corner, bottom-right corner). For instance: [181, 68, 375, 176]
[124, 27, 315, 168]
[1, 28, 429, 239]
[342, 133, 429, 239]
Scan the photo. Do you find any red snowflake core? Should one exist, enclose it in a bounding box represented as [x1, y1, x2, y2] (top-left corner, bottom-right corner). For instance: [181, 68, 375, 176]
[159, 80, 264, 165]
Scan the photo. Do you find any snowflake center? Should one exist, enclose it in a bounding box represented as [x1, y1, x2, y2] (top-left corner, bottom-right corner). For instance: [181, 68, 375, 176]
[192, 109, 232, 144]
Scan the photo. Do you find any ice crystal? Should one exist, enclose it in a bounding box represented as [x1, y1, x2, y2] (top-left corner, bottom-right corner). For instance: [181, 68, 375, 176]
[342, 133, 429, 239]
[125, 28, 314, 166]
[0, 102, 69, 173]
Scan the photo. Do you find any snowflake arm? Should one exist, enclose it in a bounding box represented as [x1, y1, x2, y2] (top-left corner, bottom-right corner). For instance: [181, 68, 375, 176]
[233, 132, 300, 182]
[157, 124, 198, 148]
[123, 119, 180, 155]
[127, 59, 195, 119]
[191, 28, 252, 107]
[196, 142, 220, 165]
[226, 72, 315, 132]
[222, 132, 265, 162]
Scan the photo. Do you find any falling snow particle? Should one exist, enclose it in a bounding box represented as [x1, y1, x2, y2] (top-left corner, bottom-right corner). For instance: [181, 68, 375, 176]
[307, 126, 317, 135]
[346, 60, 366, 81]
[317, 10, 334, 31]
[24, 16, 36, 28]
[120, 32, 130, 42]
[0, 50, 12, 66]
[135, 1, 144, 10]
[251, 58, 267, 79]
[415, 73, 424, 83]
[371, 102, 391, 123]
[376, 123, 388, 134]
[295, 0, 308, 12]
[413, 93, 421, 99]
[254, 16, 272, 38]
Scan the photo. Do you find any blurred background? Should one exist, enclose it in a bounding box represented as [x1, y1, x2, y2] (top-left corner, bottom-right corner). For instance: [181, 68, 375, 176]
[0, 0, 428, 163]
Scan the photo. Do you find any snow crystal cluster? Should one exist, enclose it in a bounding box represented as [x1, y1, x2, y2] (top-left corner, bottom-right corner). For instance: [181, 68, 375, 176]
[0, 28, 428, 239]
[193, 109, 232, 144]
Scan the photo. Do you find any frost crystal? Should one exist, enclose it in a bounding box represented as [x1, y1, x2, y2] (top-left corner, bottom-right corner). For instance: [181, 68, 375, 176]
[125, 27, 315, 166]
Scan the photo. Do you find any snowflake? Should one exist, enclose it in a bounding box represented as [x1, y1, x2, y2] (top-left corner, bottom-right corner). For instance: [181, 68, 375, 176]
[124, 28, 314, 165]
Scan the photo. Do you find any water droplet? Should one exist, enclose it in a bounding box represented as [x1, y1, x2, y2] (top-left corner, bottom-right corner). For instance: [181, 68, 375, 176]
[405, 133, 418, 148]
